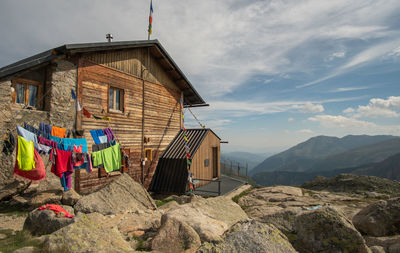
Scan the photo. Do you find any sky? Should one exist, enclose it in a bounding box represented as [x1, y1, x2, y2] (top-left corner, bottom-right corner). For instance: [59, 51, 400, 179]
[1, 0, 400, 155]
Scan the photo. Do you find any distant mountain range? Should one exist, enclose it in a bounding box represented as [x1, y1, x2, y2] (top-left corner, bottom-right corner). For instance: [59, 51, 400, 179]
[221, 151, 269, 171]
[252, 152, 400, 186]
[250, 135, 400, 186]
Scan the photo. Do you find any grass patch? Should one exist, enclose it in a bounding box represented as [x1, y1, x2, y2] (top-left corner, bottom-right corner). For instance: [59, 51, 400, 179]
[232, 187, 252, 204]
[155, 199, 176, 208]
[0, 229, 42, 253]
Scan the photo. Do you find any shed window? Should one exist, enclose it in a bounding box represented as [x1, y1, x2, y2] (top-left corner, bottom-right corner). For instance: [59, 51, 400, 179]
[109, 87, 124, 112]
[12, 79, 41, 108]
[145, 148, 152, 162]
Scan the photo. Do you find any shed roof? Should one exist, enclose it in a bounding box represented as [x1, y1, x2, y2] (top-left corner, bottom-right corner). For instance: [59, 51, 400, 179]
[150, 128, 221, 194]
[0, 40, 205, 106]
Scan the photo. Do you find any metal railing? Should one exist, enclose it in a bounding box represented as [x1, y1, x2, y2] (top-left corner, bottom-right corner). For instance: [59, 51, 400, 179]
[191, 178, 221, 196]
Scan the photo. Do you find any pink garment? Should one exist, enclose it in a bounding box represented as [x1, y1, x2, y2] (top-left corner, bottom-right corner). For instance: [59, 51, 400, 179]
[72, 145, 84, 167]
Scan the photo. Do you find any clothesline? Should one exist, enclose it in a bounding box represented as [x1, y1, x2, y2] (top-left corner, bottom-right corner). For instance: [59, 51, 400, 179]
[12, 121, 123, 191]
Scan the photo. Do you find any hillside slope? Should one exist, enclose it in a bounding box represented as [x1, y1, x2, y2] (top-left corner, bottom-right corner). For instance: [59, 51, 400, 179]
[252, 152, 400, 186]
[251, 135, 398, 176]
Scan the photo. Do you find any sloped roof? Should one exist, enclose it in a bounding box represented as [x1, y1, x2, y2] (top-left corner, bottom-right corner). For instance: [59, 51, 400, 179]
[150, 128, 220, 194]
[0, 40, 205, 106]
[161, 128, 220, 159]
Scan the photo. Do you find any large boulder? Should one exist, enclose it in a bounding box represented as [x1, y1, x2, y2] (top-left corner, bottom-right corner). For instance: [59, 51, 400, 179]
[291, 207, 370, 253]
[151, 216, 201, 253]
[74, 174, 156, 215]
[164, 196, 248, 242]
[365, 235, 400, 253]
[43, 212, 134, 253]
[29, 190, 63, 208]
[61, 189, 81, 206]
[23, 205, 75, 235]
[353, 197, 400, 236]
[197, 219, 297, 253]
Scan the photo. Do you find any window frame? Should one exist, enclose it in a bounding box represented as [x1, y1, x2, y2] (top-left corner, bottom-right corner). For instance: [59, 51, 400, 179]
[108, 86, 124, 113]
[145, 148, 153, 162]
[11, 78, 42, 109]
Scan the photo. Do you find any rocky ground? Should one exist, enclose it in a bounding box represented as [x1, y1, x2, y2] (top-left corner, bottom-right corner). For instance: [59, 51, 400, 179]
[0, 173, 399, 252]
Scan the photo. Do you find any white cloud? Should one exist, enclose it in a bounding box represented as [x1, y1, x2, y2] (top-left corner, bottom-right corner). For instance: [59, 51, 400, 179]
[299, 39, 400, 88]
[343, 107, 355, 114]
[291, 102, 324, 113]
[354, 96, 400, 118]
[297, 129, 313, 134]
[2, 0, 400, 97]
[331, 87, 369, 93]
[327, 51, 346, 61]
[288, 117, 294, 122]
[308, 114, 400, 134]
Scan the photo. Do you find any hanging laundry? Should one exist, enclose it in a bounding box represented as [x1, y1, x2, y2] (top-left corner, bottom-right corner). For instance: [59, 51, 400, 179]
[17, 125, 37, 143]
[50, 148, 73, 178]
[38, 204, 74, 218]
[2, 131, 15, 155]
[102, 116, 110, 121]
[98, 135, 108, 144]
[39, 122, 52, 137]
[90, 129, 105, 145]
[51, 126, 66, 138]
[14, 147, 45, 183]
[24, 123, 40, 136]
[92, 142, 110, 152]
[83, 108, 91, 118]
[17, 136, 35, 171]
[92, 144, 121, 173]
[34, 143, 52, 155]
[92, 115, 102, 120]
[38, 136, 58, 149]
[102, 127, 115, 141]
[60, 171, 73, 191]
[49, 136, 88, 152]
[71, 150, 92, 173]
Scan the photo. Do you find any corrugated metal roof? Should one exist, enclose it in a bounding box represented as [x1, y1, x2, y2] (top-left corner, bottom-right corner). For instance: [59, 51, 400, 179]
[0, 40, 205, 106]
[150, 128, 220, 194]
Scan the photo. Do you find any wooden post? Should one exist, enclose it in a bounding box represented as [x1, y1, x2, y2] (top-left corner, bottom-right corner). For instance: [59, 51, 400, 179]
[237, 163, 240, 176]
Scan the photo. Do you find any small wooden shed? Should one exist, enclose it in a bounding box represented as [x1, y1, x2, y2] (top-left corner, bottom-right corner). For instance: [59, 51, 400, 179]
[150, 128, 220, 194]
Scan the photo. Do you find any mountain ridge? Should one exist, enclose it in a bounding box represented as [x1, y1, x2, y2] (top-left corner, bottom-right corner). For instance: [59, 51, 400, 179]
[250, 134, 399, 176]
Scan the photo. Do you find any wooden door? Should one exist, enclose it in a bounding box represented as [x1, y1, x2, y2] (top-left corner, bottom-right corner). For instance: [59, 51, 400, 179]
[212, 147, 218, 178]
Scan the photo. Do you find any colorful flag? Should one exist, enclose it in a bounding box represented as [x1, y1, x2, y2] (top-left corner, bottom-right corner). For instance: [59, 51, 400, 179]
[71, 89, 76, 100]
[83, 108, 91, 118]
[76, 101, 82, 112]
[148, 0, 153, 36]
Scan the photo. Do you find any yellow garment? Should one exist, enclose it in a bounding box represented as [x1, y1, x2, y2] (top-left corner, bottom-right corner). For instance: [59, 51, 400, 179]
[51, 126, 66, 138]
[17, 136, 35, 171]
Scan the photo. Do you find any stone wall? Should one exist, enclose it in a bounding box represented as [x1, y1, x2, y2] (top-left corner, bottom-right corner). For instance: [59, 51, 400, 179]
[0, 58, 78, 187]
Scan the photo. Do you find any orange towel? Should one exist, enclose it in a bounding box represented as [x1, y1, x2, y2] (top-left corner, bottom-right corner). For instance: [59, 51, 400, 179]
[51, 126, 66, 138]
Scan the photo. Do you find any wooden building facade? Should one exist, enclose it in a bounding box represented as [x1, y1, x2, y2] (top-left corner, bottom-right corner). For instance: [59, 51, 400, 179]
[0, 40, 211, 193]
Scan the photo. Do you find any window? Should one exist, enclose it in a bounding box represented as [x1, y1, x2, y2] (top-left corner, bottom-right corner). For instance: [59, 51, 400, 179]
[145, 148, 152, 162]
[109, 87, 124, 112]
[12, 79, 41, 108]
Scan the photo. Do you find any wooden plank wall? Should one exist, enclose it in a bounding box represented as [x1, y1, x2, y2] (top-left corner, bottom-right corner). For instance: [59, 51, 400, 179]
[191, 132, 221, 187]
[76, 55, 181, 193]
[84, 48, 179, 92]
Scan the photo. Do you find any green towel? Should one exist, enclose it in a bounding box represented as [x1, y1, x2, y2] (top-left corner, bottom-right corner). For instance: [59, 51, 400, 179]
[92, 144, 121, 173]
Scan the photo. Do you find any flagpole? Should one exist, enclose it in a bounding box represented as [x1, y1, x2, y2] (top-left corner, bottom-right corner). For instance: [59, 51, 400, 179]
[148, 0, 153, 40]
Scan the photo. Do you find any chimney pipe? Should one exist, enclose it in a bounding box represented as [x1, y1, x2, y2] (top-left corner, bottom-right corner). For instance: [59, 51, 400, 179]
[106, 33, 113, 42]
